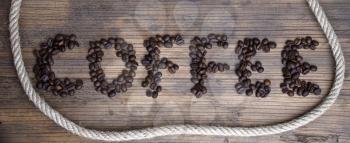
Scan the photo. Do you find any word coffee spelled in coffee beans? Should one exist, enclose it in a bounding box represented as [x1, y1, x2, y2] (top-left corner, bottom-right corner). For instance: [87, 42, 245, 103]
[33, 34, 83, 97]
[280, 36, 321, 97]
[235, 38, 277, 98]
[189, 34, 231, 98]
[87, 37, 138, 97]
[141, 34, 183, 98]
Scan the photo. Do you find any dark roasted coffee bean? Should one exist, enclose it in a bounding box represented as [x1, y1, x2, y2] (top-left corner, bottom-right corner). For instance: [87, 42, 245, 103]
[108, 90, 117, 97]
[313, 88, 321, 95]
[172, 64, 179, 71]
[310, 65, 317, 71]
[287, 90, 294, 96]
[207, 33, 216, 40]
[257, 67, 264, 73]
[302, 90, 309, 97]
[218, 63, 224, 72]
[305, 36, 312, 44]
[75, 79, 83, 90]
[255, 61, 262, 67]
[60, 91, 68, 97]
[302, 68, 310, 75]
[223, 63, 230, 71]
[222, 42, 229, 49]
[156, 86, 162, 92]
[204, 43, 212, 49]
[250, 65, 257, 71]
[146, 90, 153, 97]
[168, 67, 176, 74]
[246, 89, 253, 96]
[164, 41, 173, 48]
[267, 41, 276, 49]
[152, 91, 159, 98]
[68, 90, 75, 96]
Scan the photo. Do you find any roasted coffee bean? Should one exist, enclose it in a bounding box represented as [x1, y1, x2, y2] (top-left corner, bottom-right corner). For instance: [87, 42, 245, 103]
[267, 41, 277, 49]
[146, 90, 153, 97]
[263, 79, 271, 86]
[250, 65, 258, 71]
[59, 91, 68, 97]
[246, 89, 253, 96]
[287, 90, 294, 96]
[168, 67, 176, 74]
[152, 91, 159, 98]
[164, 41, 173, 48]
[222, 42, 229, 49]
[218, 63, 224, 72]
[255, 61, 262, 67]
[156, 86, 162, 92]
[310, 65, 317, 71]
[313, 88, 321, 95]
[75, 79, 83, 90]
[68, 90, 75, 96]
[257, 67, 264, 73]
[108, 90, 117, 97]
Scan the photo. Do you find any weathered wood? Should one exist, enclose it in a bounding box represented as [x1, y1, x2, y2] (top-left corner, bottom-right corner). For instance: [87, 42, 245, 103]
[0, 0, 350, 142]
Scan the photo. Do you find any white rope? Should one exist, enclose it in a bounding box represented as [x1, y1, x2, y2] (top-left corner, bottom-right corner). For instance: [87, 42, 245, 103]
[9, 0, 345, 142]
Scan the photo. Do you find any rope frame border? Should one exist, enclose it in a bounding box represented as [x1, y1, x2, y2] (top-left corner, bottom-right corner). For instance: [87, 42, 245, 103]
[9, 0, 345, 142]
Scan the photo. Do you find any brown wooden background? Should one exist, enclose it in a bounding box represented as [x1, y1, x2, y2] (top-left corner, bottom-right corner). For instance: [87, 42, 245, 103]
[0, 0, 350, 142]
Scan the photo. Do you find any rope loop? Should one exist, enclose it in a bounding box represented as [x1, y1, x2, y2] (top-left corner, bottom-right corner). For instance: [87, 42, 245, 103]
[9, 0, 345, 142]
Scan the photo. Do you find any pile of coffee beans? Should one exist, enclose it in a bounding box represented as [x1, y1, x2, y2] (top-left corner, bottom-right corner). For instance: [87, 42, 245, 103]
[189, 34, 230, 98]
[234, 38, 277, 98]
[87, 37, 138, 97]
[141, 34, 183, 98]
[280, 36, 321, 97]
[33, 34, 83, 97]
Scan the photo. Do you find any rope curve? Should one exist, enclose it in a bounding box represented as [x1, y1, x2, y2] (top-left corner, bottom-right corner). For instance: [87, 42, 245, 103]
[9, 0, 345, 142]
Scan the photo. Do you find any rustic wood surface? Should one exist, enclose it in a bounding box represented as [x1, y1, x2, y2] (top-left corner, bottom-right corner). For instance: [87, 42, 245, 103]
[0, 0, 350, 142]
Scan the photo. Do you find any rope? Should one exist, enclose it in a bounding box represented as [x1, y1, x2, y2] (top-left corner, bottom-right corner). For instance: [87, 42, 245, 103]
[9, 0, 345, 142]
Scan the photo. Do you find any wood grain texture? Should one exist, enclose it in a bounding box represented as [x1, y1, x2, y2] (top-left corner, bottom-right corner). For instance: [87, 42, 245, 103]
[1, 0, 350, 142]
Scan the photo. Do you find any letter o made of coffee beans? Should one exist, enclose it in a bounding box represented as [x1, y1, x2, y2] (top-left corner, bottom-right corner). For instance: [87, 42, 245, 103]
[86, 37, 138, 97]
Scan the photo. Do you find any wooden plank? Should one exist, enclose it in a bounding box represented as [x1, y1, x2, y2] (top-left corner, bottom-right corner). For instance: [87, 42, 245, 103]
[0, 0, 350, 142]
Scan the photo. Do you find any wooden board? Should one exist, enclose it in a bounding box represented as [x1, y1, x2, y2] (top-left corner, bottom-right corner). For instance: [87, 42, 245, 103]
[1, 0, 350, 142]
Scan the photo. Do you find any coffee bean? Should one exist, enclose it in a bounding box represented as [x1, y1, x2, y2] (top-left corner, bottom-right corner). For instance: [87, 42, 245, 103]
[310, 65, 317, 71]
[287, 90, 294, 96]
[59, 91, 68, 97]
[222, 42, 229, 49]
[246, 89, 253, 96]
[313, 88, 321, 95]
[168, 67, 176, 74]
[218, 63, 224, 72]
[267, 41, 276, 49]
[263, 79, 271, 86]
[255, 61, 262, 67]
[75, 79, 83, 90]
[152, 91, 159, 98]
[108, 90, 117, 97]
[257, 67, 264, 73]
[156, 86, 162, 92]
[164, 41, 173, 48]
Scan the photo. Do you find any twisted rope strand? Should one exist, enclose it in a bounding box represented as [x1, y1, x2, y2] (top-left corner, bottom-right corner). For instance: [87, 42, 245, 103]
[9, 0, 345, 142]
